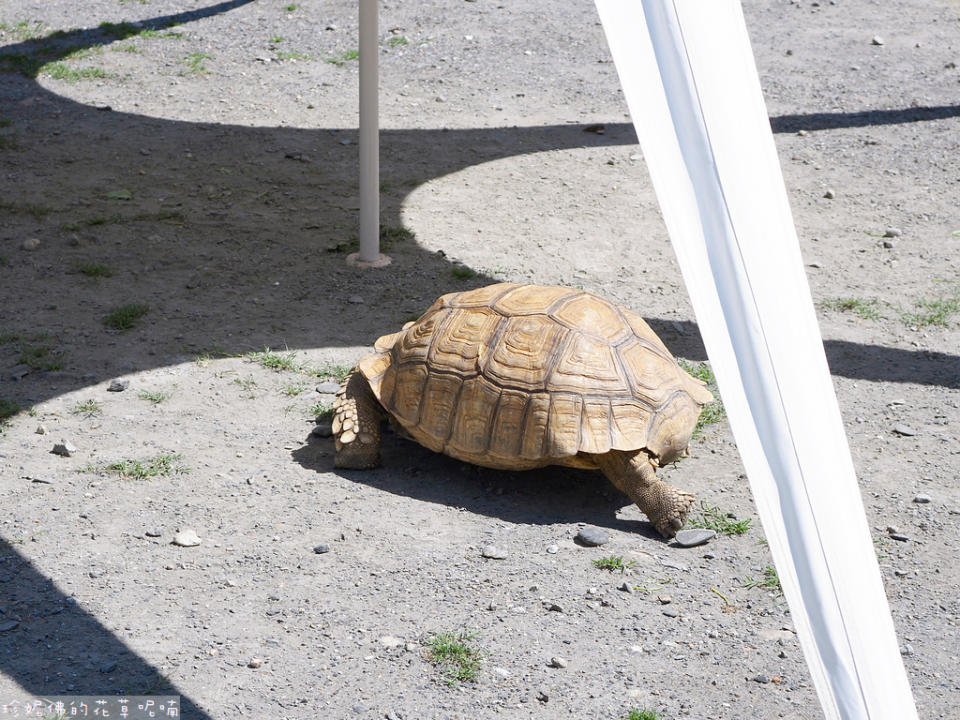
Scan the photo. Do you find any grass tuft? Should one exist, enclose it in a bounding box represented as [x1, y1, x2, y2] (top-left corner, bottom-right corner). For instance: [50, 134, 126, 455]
[0, 398, 21, 420]
[138, 390, 171, 405]
[76, 261, 113, 278]
[901, 295, 960, 327]
[182, 51, 212, 74]
[425, 630, 482, 685]
[247, 347, 300, 372]
[101, 454, 187, 480]
[593, 555, 635, 573]
[104, 303, 149, 331]
[689, 502, 750, 535]
[314, 363, 351, 383]
[823, 296, 884, 321]
[677, 359, 724, 437]
[625, 710, 660, 720]
[71, 399, 102, 418]
[743, 565, 781, 592]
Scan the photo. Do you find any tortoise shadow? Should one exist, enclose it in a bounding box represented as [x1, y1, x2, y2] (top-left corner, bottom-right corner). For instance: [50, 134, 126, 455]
[291, 428, 666, 542]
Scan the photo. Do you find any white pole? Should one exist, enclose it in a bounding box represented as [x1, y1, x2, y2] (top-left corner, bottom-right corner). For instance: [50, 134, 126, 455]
[350, 0, 391, 267]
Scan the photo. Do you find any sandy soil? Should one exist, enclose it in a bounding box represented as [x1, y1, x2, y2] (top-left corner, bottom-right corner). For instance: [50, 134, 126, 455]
[0, 0, 958, 718]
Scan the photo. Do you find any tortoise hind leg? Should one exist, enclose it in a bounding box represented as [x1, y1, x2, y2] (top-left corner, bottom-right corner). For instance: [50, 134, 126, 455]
[333, 369, 384, 469]
[593, 449, 695, 538]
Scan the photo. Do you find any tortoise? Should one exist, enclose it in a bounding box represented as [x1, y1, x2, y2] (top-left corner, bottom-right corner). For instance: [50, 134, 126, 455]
[331, 282, 713, 538]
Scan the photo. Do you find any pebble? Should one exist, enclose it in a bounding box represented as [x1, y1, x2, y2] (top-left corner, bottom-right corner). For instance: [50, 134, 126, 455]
[618, 582, 634, 594]
[313, 543, 331, 554]
[543, 601, 564, 612]
[882, 239, 896, 248]
[351, 704, 367, 714]
[248, 657, 263, 668]
[913, 493, 931, 504]
[889, 533, 910, 542]
[35, 425, 46, 435]
[807, 261, 822, 268]
[548, 656, 568, 668]
[657, 595, 672, 605]
[51, 440, 77, 457]
[575, 527, 609, 546]
[900, 644, 914, 656]
[312, 421, 333, 438]
[674, 528, 716, 547]
[884, 227, 902, 238]
[99, 661, 117, 673]
[662, 609, 679, 618]
[172, 529, 202, 547]
[316, 381, 341, 394]
[10, 364, 31, 381]
[754, 674, 771, 683]
[482, 544, 507, 559]
[107, 379, 129, 392]
[545, 544, 559, 554]
[0, 620, 20, 632]
[145, 529, 162, 538]
[536, 689, 549, 703]
[893, 424, 916, 436]
[347, 295, 364, 304]
[379, 635, 403, 648]
[823, 188, 835, 199]
[871, 36, 885, 46]
[21, 238, 40, 251]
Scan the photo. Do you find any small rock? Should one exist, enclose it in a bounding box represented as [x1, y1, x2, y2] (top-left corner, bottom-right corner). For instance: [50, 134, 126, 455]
[548, 656, 567, 668]
[51, 440, 77, 457]
[754, 674, 771, 683]
[545, 544, 559, 554]
[662, 609, 679, 618]
[893, 569, 909, 577]
[379, 635, 403, 648]
[21, 238, 40, 251]
[900, 644, 914, 656]
[10, 364, 31, 381]
[347, 295, 365, 304]
[107, 379, 129, 392]
[884, 227, 902, 237]
[352, 704, 367, 714]
[808, 261, 822, 269]
[313, 543, 331, 554]
[871, 36, 885, 46]
[912, 493, 931, 504]
[575, 527, 609, 546]
[248, 657, 263, 668]
[674, 528, 716, 547]
[659, 557, 689, 572]
[889, 533, 910, 542]
[543, 601, 564, 612]
[618, 582, 634, 594]
[893, 424, 916, 436]
[482, 544, 507, 559]
[823, 188, 835, 199]
[0, 620, 20, 632]
[316, 381, 341, 394]
[312, 421, 333, 438]
[882, 239, 896, 248]
[145, 529, 162, 538]
[536, 689, 549, 703]
[35, 425, 46, 435]
[657, 595, 672, 605]
[99, 661, 117, 673]
[172, 529, 202, 547]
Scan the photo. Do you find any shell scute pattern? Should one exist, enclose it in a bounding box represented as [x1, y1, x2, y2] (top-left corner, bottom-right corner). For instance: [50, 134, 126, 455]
[361, 283, 710, 469]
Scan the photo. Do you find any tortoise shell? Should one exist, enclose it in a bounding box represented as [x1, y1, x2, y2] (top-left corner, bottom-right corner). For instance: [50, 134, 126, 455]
[358, 283, 713, 471]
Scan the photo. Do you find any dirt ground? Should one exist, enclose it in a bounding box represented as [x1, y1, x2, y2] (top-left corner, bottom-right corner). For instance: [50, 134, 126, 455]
[0, 0, 958, 718]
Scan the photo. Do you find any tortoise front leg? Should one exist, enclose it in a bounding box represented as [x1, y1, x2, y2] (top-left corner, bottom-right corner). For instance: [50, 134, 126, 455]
[333, 369, 384, 469]
[593, 449, 695, 538]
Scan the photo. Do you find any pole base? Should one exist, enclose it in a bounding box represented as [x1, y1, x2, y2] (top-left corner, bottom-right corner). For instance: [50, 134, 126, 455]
[346, 252, 392, 268]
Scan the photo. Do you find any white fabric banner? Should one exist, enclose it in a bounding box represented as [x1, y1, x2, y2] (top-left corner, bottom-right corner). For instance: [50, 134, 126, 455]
[593, 2, 919, 718]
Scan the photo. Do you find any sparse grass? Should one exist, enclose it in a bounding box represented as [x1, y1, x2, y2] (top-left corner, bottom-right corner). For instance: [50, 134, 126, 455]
[76, 261, 113, 278]
[138, 389, 171, 404]
[311, 401, 334, 421]
[270, 35, 284, 44]
[71, 399, 102, 418]
[0, 399, 20, 420]
[386, 36, 408, 48]
[138, 28, 183, 40]
[281, 383, 306, 396]
[823, 297, 884, 321]
[104, 303, 149, 331]
[425, 630, 482, 685]
[677, 359, 724, 437]
[314, 363, 351, 383]
[593, 556, 635, 573]
[106, 188, 132, 201]
[901, 295, 960, 327]
[99, 454, 187, 481]
[327, 224, 414, 254]
[98, 21, 139, 38]
[0, 332, 23, 343]
[42, 63, 109, 82]
[234, 377, 257, 391]
[117, 43, 140, 53]
[18, 344, 64, 371]
[247, 347, 300, 372]
[194, 348, 231, 367]
[283, 3, 299, 10]
[323, 48, 359, 66]
[451, 266, 476, 279]
[743, 565, 781, 592]
[625, 710, 660, 720]
[182, 51, 212, 74]
[0, 200, 53, 219]
[689, 502, 751, 535]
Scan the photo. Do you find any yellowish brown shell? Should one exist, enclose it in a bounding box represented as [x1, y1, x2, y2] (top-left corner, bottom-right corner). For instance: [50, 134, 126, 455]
[358, 283, 713, 471]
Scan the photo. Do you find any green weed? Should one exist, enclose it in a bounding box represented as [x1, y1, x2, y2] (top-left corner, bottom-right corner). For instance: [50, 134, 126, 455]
[743, 565, 781, 592]
[246, 347, 300, 372]
[42, 63, 109, 82]
[451, 266, 476, 279]
[18, 344, 64, 371]
[0, 399, 20, 420]
[104, 303, 149, 331]
[323, 49, 359, 66]
[689, 502, 751, 535]
[593, 556, 635, 573]
[275, 50, 310, 60]
[625, 710, 660, 720]
[901, 295, 960, 327]
[425, 630, 482, 685]
[138, 389, 171, 404]
[281, 383, 306, 396]
[283, 4, 299, 10]
[182, 52, 212, 74]
[314, 363, 351, 383]
[823, 297, 883, 321]
[311, 401, 334, 421]
[71, 399, 102, 418]
[76, 262, 113, 278]
[101, 454, 187, 480]
[677, 359, 724, 436]
[386, 36, 408, 48]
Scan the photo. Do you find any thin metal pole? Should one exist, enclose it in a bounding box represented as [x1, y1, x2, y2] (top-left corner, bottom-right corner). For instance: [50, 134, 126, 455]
[352, 0, 390, 267]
